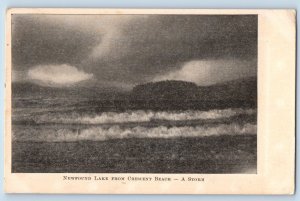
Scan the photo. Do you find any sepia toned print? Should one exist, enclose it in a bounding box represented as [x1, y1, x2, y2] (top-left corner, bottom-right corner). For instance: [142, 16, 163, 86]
[11, 14, 257, 173]
[5, 9, 295, 194]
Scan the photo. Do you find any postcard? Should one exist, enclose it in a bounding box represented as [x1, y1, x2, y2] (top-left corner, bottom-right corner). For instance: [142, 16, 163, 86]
[4, 8, 296, 194]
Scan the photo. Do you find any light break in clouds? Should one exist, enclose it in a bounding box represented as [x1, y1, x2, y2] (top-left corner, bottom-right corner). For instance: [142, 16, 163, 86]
[27, 64, 93, 86]
[153, 59, 256, 86]
[12, 15, 257, 88]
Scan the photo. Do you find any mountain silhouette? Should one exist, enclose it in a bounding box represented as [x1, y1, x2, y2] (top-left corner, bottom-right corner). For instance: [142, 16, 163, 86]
[131, 80, 199, 100]
[130, 77, 256, 110]
[12, 77, 256, 110]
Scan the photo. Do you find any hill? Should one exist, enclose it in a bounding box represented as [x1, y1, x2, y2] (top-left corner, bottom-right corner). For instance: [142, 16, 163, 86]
[11, 82, 127, 100]
[130, 77, 257, 110]
[131, 80, 199, 100]
[12, 77, 257, 110]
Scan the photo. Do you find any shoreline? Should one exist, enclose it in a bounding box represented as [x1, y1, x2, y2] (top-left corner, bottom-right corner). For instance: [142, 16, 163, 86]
[12, 135, 257, 173]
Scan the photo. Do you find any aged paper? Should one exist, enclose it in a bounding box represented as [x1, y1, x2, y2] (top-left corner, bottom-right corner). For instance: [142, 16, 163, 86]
[4, 8, 295, 194]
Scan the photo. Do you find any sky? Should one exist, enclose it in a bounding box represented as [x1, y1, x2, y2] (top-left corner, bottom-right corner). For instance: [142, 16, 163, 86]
[11, 14, 257, 89]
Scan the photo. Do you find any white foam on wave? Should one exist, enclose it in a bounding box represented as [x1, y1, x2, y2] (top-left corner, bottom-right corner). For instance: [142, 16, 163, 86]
[32, 108, 256, 125]
[13, 123, 256, 142]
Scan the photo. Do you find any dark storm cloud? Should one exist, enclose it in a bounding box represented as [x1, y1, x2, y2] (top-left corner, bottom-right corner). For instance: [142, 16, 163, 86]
[12, 14, 257, 87]
[12, 15, 101, 70]
[86, 15, 257, 84]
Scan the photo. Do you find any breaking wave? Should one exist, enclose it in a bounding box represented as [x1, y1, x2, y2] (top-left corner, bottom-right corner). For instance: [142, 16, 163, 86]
[13, 123, 256, 142]
[31, 108, 256, 125]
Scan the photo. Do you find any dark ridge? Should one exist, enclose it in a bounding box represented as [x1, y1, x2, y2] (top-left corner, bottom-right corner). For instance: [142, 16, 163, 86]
[11, 82, 128, 100]
[131, 80, 199, 100]
[12, 77, 257, 111]
[129, 77, 257, 110]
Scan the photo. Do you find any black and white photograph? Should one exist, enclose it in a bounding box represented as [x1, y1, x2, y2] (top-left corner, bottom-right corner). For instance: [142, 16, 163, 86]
[11, 14, 258, 173]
